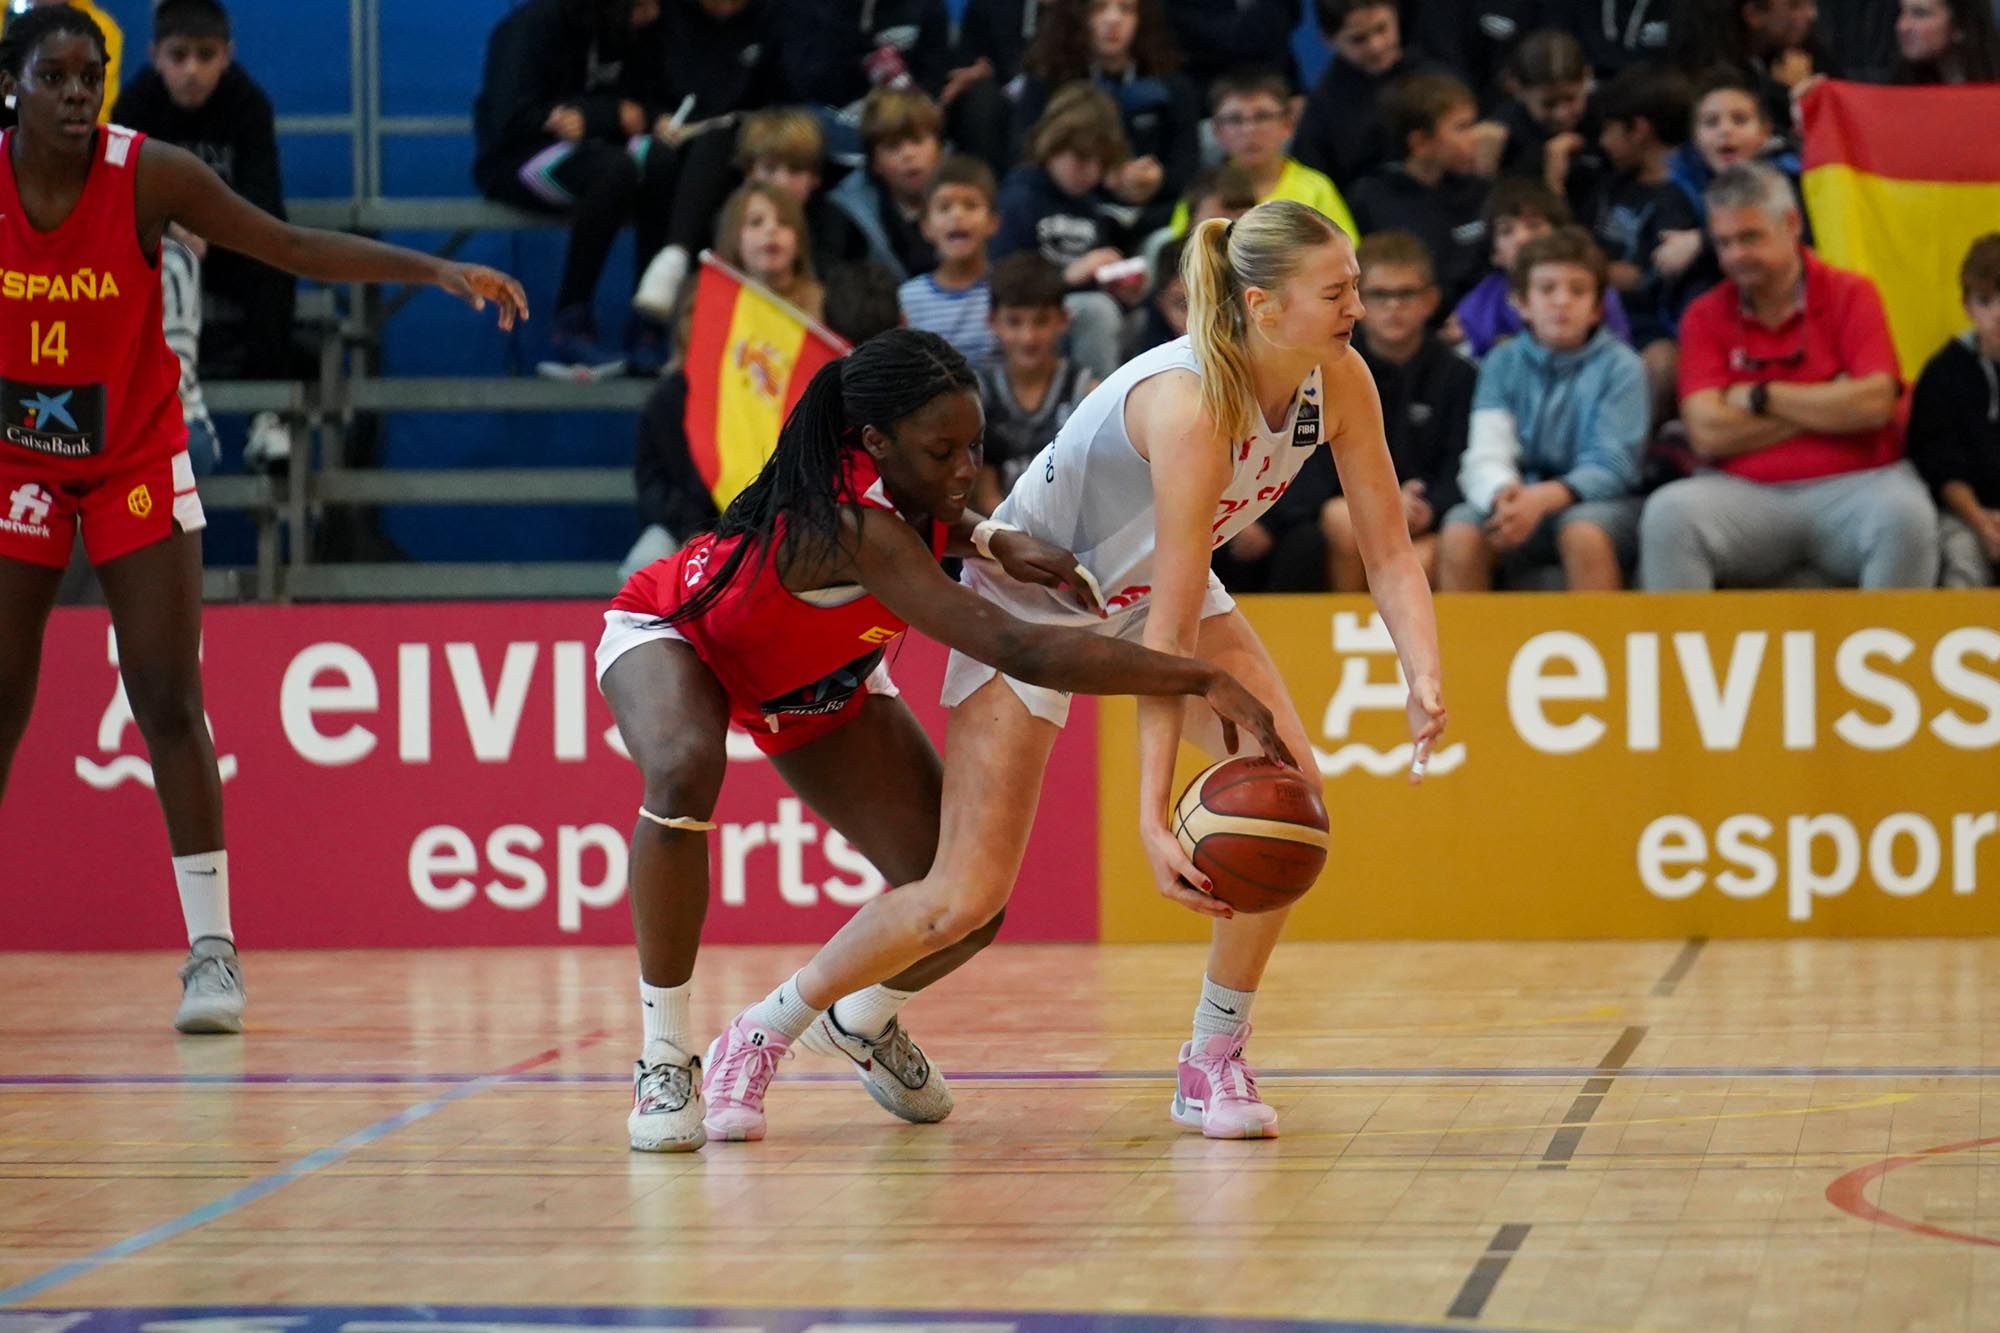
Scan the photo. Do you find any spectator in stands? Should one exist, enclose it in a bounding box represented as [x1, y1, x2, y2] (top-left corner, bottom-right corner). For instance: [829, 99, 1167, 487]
[112, 0, 297, 468]
[1398, 2, 1542, 103]
[766, 0, 952, 163]
[950, 0, 1047, 97]
[621, 260, 902, 579]
[472, 0, 665, 382]
[1322, 231, 1475, 590]
[974, 254, 1097, 510]
[1123, 235, 1188, 358]
[1015, 0, 1199, 237]
[898, 156, 1003, 368]
[1907, 233, 2000, 587]
[1586, 62, 1698, 419]
[1656, 66, 1800, 312]
[1548, 0, 1672, 76]
[1296, 0, 1444, 192]
[1350, 72, 1493, 308]
[1490, 30, 1598, 199]
[1641, 163, 1937, 589]
[0, 0, 122, 127]
[921, 0, 1018, 173]
[622, 0, 789, 329]
[717, 181, 824, 318]
[1670, 0, 1828, 133]
[828, 87, 945, 282]
[1442, 227, 1648, 590]
[1160, 0, 1297, 94]
[1887, 0, 2000, 83]
[637, 108, 868, 323]
[993, 83, 1137, 377]
[1178, 162, 1258, 227]
[1452, 179, 1633, 360]
[1170, 68, 1356, 237]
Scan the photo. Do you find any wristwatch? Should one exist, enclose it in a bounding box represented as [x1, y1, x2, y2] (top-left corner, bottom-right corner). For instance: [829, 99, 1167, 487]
[1747, 382, 1771, 416]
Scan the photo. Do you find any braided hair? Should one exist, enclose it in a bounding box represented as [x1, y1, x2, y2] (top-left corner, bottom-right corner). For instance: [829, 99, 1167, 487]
[666, 327, 979, 626]
[0, 4, 108, 82]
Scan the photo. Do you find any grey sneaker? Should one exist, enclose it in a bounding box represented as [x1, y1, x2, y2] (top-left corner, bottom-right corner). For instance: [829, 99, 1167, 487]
[629, 1044, 706, 1152]
[798, 1011, 953, 1124]
[175, 936, 244, 1034]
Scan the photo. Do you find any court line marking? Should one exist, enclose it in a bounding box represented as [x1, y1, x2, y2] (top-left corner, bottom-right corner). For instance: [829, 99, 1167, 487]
[1, 1064, 1990, 1087]
[1825, 1133, 2000, 1250]
[0, 1030, 608, 1307]
[1650, 938, 1706, 997]
[1540, 1026, 1645, 1170]
[1446, 1222, 1532, 1320]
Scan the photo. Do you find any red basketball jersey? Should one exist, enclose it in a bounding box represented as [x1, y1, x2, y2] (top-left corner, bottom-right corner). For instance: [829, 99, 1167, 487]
[611, 450, 948, 747]
[0, 127, 185, 472]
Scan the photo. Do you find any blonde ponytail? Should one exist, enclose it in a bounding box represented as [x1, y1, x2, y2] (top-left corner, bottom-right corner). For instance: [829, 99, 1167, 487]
[1179, 200, 1345, 442]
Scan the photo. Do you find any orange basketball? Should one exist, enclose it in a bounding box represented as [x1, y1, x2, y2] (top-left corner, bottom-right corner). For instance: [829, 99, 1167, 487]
[1171, 757, 1329, 913]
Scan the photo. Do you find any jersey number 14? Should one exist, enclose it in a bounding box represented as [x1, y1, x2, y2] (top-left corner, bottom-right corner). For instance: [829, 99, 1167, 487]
[29, 320, 69, 367]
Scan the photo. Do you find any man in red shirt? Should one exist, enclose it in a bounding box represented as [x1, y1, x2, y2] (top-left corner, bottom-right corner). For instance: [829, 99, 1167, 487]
[1639, 163, 1939, 589]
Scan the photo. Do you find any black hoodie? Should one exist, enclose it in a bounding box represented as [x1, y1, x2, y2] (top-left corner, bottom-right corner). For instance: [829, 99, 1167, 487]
[1295, 49, 1446, 192]
[1909, 333, 2000, 509]
[768, 0, 951, 108]
[113, 64, 285, 218]
[648, 0, 783, 123]
[472, 0, 655, 191]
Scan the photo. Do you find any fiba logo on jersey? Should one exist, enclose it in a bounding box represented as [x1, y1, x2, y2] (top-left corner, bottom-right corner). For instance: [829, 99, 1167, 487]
[3, 482, 52, 537]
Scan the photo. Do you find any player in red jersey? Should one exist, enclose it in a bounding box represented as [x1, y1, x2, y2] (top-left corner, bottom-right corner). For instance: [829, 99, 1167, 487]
[0, 6, 528, 1033]
[598, 327, 1291, 1151]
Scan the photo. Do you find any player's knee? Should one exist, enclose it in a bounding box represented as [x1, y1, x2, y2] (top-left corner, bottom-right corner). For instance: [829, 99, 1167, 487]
[922, 882, 1013, 949]
[957, 906, 1008, 954]
[124, 677, 204, 745]
[634, 742, 724, 824]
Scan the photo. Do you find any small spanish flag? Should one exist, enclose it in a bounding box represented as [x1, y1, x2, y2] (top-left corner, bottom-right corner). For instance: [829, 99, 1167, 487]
[1801, 80, 2000, 380]
[682, 251, 849, 509]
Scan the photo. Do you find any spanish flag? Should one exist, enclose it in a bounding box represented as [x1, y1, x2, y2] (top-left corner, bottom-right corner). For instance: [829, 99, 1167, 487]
[682, 252, 848, 508]
[1801, 80, 2000, 380]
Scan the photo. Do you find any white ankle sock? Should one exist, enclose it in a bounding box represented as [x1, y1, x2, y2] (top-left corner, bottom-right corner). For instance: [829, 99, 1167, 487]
[173, 851, 232, 945]
[1192, 975, 1254, 1043]
[640, 978, 693, 1059]
[831, 984, 917, 1041]
[744, 972, 822, 1041]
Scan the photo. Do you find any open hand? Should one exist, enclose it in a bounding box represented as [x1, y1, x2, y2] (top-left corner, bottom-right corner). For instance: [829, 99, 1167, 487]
[1482, 483, 1541, 551]
[988, 530, 1108, 617]
[1141, 820, 1233, 919]
[1201, 669, 1296, 769]
[439, 263, 530, 330]
[544, 106, 585, 142]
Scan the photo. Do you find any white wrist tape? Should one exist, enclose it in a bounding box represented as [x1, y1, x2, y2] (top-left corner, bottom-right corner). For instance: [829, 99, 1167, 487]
[971, 518, 1022, 561]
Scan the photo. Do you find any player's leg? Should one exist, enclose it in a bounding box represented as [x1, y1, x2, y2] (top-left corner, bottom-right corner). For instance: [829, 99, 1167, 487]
[772, 694, 1001, 1123]
[705, 674, 1062, 1142]
[95, 527, 241, 1034]
[0, 556, 66, 803]
[599, 633, 731, 1151]
[1166, 607, 1319, 1139]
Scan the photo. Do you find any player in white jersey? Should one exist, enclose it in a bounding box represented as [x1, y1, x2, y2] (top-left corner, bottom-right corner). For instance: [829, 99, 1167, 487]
[701, 200, 1447, 1140]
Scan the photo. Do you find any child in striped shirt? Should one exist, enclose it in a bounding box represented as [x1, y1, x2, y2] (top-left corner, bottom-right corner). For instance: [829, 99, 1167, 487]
[897, 156, 1002, 369]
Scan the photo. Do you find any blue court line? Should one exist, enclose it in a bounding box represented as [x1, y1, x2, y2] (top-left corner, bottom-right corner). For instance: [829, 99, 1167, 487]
[4, 1064, 2000, 1089]
[0, 1032, 606, 1306]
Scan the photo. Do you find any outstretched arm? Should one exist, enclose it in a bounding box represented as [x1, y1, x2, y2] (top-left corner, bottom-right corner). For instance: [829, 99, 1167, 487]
[137, 139, 529, 329]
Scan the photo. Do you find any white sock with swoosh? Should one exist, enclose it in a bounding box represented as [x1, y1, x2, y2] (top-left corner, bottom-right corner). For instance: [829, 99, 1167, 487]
[172, 850, 232, 945]
[1192, 975, 1254, 1044]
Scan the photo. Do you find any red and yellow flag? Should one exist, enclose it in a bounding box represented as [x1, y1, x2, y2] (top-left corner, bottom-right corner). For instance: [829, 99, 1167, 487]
[1801, 80, 2000, 380]
[682, 252, 848, 508]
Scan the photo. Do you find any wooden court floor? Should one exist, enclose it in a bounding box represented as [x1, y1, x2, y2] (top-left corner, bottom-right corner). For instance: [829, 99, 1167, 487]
[5, 939, 2000, 1332]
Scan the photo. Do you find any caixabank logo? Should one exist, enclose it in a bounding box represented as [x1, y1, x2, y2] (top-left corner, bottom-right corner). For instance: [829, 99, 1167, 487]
[2, 378, 105, 458]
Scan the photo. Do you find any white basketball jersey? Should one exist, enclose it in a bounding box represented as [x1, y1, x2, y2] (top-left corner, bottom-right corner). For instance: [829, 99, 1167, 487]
[993, 337, 1325, 613]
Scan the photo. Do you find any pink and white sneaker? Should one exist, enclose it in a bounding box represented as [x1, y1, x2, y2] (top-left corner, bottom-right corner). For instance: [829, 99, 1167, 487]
[701, 1012, 793, 1142]
[1171, 1022, 1279, 1139]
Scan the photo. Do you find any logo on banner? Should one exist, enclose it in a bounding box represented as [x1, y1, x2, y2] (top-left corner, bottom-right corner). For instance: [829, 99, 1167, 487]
[74, 624, 238, 790]
[1318, 611, 1466, 778]
[3, 482, 52, 537]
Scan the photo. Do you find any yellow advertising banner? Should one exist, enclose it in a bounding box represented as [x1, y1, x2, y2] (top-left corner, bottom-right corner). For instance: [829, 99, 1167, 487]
[1097, 593, 2000, 940]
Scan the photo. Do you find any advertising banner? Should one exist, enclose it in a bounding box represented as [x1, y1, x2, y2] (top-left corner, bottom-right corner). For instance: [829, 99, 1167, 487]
[1099, 593, 2000, 941]
[5, 603, 1099, 949]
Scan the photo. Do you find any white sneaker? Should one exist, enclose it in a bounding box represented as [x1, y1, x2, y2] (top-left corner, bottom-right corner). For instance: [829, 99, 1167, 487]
[628, 1043, 706, 1152]
[244, 412, 292, 470]
[632, 245, 689, 322]
[175, 936, 244, 1034]
[797, 1010, 953, 1124]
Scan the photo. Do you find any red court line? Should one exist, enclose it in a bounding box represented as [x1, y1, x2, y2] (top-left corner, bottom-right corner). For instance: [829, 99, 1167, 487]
[1825, 1134, 2000, 1249]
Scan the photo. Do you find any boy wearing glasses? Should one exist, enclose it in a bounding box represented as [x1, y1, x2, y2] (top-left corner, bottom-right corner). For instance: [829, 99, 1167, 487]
[1641, 163, 1936, 590]
[1320, 231, 1474, 591]
[1168, 67, 1355, 237]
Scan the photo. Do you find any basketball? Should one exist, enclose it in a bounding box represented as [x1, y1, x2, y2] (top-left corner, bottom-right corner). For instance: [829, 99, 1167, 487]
[1171, 757, 1330, 913]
